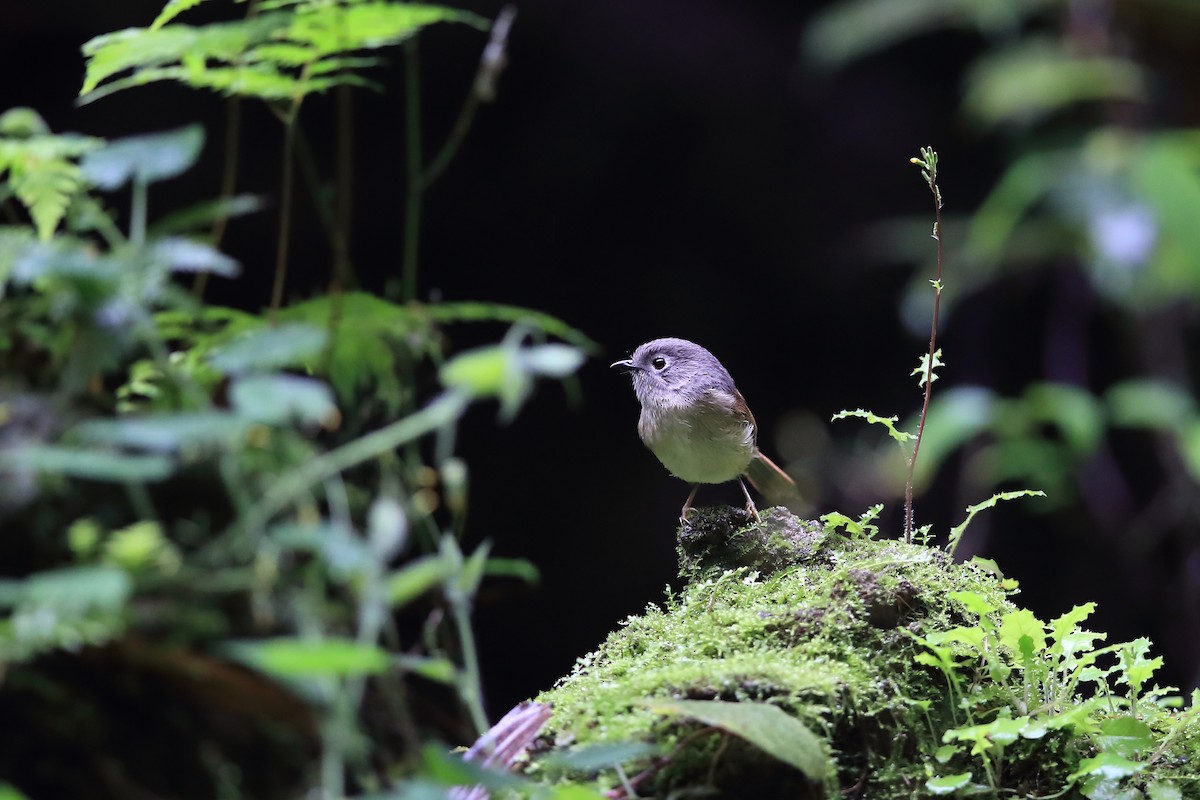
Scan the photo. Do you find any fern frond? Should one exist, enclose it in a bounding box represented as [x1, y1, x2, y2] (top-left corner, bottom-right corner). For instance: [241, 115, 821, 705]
[150, 0, 215, 29]
[0, 110, 103, 241]
[81, 3, 489, 105]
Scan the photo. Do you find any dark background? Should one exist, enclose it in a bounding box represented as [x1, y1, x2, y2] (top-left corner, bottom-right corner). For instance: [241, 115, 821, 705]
[3, 0, 1199, 724]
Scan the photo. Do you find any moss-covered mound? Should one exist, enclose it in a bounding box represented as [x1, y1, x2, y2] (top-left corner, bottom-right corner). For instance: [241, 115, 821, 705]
[532, 507, 1200, 799]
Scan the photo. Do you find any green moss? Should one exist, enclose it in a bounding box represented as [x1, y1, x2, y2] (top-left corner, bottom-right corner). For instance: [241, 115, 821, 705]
[532, 507, 1200, 799]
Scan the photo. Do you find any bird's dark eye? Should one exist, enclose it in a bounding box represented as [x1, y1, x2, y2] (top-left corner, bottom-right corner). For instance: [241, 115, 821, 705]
[652, 357, 667, 370]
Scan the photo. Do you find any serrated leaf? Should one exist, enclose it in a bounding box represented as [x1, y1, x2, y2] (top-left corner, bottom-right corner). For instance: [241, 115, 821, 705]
[80, 15, 290, 98]
[0, 444, 175, 481]
[643, 698, 828, 782]
[80, 125, 204, 188]
[151, 0, 214, 29]
[230, 374, 336, 426]
[831, 408, 913, 444]
[948, 489, 1046, 556]
[999, 608, 1046, 658]
[227, 637, 390, 678]
[206, 323, 328, 374]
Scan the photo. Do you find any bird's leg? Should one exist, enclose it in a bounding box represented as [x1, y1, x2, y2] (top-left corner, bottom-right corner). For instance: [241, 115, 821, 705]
[739, 477, 761, 523]
[680, 484, 700, 524]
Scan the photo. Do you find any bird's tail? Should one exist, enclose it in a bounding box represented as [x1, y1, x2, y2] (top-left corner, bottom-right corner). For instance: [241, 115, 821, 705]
[744, 451, 804, 512]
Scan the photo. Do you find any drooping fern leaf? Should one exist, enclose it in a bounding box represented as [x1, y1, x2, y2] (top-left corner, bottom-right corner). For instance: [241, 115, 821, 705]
[151, 0, 216, 30]
[0, 109, 102, 241]
[80, 1, 490, 105]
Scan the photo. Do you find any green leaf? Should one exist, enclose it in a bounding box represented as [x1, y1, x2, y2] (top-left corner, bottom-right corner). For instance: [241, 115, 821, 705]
[0, 444, 175, 482]
[0, 783, 32, 800]
[152, 237, 240, 276]
[386, 555, 454, 606]
[287, 3, 488, 51]
[1096, 716, 1154, 760]
[80, 125, 204, 188]
[831, 408, 913, 444]
[1068, 751, 1145, 782]
[1146, 781, 1183, 800]
[1024, 383, 1105, 454]
[206, 323, 328, 374]
[0, 115, 102, 240]
[17, 564, 133, 612]
[949, 590, 997, 619]
[520, 343, 586, 378]
[803, 0, 1035, 68]
[103, 520, 180, 573]
[999, 608, 1046, 659]
[484, 557, 540, 584]
[543, 741, 659, 771]
[643, 698, 828, 782]
[80, 15, 290, 99]
[947, 489, 1046, 556]
[1117, 638, 1162, 695]
[943, 710, 1033, 756]
[458, 540, 492, 597]
[912, 348, 944, 388]
[73, 412, 251, 454]
[151, 0, 214, 29]
[1106, 380, 1196, 431]
[149, 193, 265, 235]
[228, 637, 390, 678]
[964, 39, 1144, 128]
[394, 654, 457, 684]
[230, 374, 336, 426]
[926, 773, 973, 795]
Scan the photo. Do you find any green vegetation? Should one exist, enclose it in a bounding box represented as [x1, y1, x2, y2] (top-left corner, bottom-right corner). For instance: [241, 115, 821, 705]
[533, 507, 1200, 799]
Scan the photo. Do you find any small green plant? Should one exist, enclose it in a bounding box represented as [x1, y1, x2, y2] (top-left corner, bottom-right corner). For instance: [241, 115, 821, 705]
[912, 590, 1190, 798]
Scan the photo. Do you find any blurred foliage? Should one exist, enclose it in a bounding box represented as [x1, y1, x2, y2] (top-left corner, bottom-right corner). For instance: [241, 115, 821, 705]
[0, 9, 587, 788]
[805, 0, 1200, 583]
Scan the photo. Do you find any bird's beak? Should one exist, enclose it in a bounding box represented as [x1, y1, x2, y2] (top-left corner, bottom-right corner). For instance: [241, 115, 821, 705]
[610, 358, 638, 372]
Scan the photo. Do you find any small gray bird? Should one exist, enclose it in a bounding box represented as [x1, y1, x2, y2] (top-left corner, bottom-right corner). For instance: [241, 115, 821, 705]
[611, 337, 798, 523]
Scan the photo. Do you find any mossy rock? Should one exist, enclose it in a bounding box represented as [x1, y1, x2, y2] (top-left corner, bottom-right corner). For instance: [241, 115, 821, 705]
[531, 507, 1200, 799]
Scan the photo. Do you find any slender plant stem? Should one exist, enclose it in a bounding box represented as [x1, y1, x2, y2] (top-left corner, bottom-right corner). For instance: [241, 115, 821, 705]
[904, 151, 944, 544]
[418, 93, 480, 193]
[401, 37, 422, 302]
[333, 84, 354, 293]
[269, 101, 301, 324]
[448, 588, 490, 735]
[130, 178, 148, 247]
[193, 94, 243, 299]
